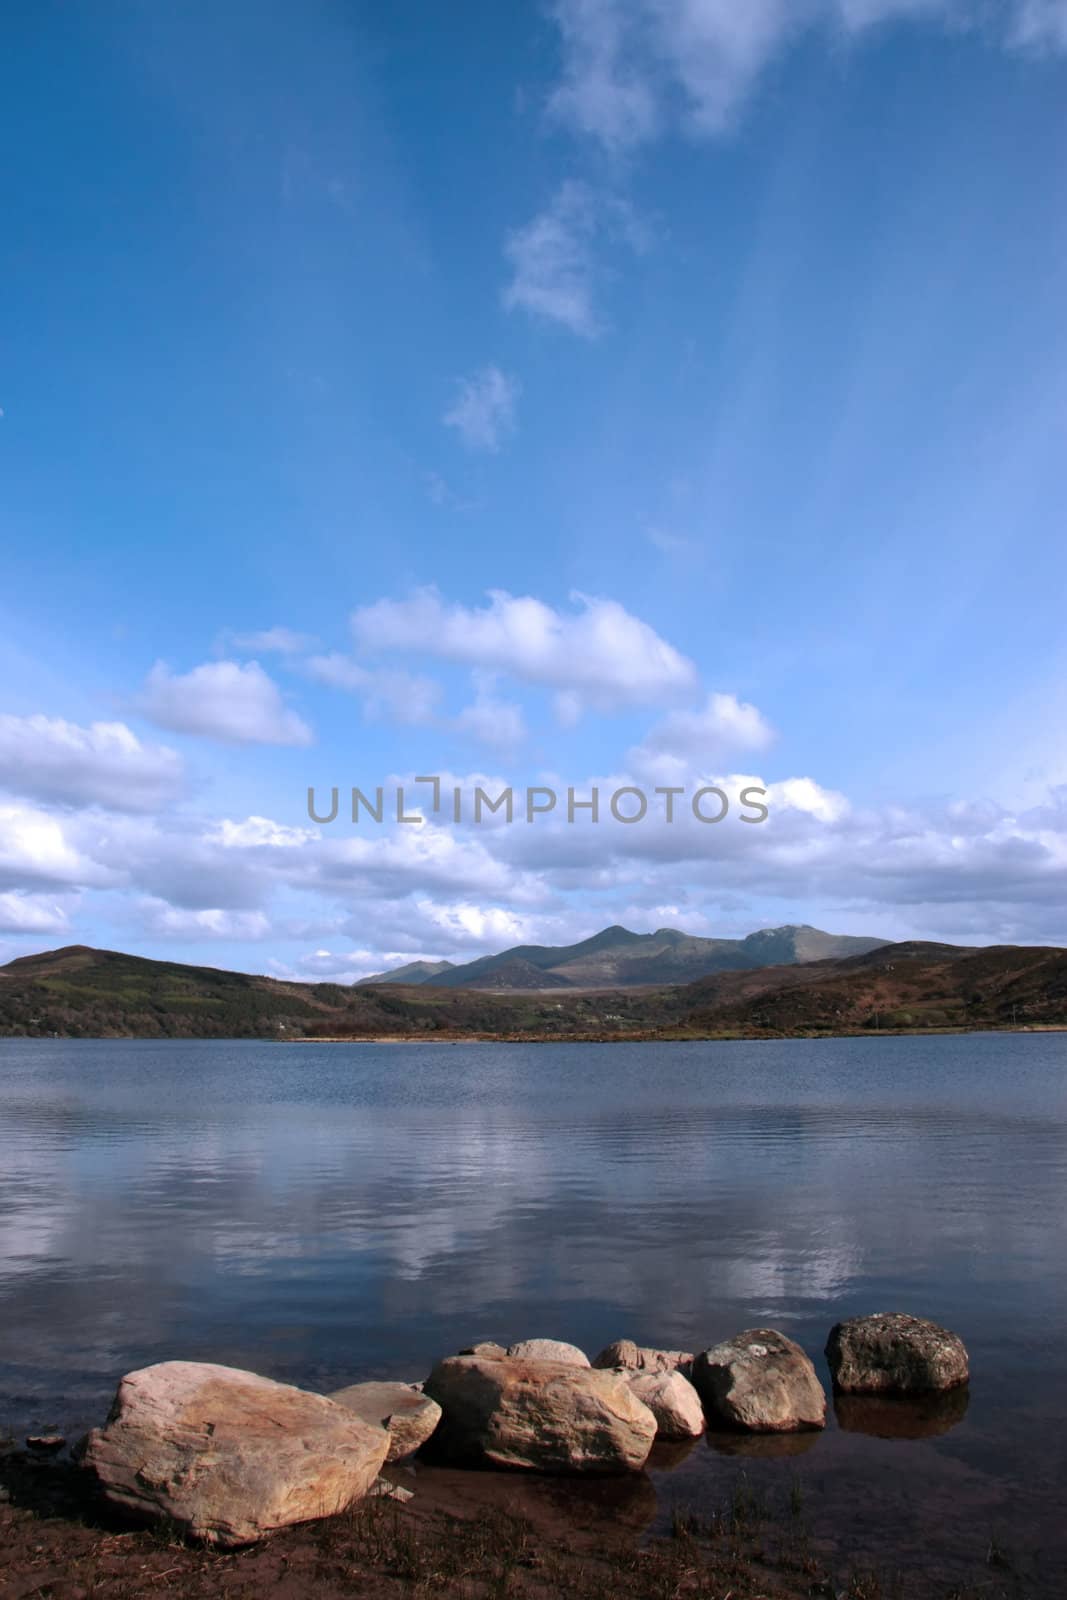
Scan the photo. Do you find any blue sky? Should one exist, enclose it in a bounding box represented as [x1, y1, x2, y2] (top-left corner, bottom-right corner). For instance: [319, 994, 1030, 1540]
[2, 0, 1067, 979]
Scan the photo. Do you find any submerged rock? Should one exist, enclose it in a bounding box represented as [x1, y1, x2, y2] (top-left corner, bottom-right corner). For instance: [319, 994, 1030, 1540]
[825, 1313, 969, 1394]
[592, 1340, 694, 1376]
[83, 1361, 389, 1546]
[329, 1380, 442, 1461]
[506, 1338, 590, 1366]
[625, 1370, 704, 1439]
[692, 1330, 826, 1433]
[423, 1354, 656, 1473]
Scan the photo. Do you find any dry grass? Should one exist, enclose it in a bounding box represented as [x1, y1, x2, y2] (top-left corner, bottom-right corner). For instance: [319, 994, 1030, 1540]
[0, 1452, 1035, 1600]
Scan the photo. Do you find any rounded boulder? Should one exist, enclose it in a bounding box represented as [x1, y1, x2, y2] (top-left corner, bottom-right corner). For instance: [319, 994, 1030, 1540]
[329, 1380, 442, 1461]
[82, 1361, 390, 1546]
[626, 1369, 705, 1439]
[692, 1330, 826, 1433]
[506, 1338, 590, 1366]
[423, 1354, 656, 1474]
[825, 1313, 969, 1394]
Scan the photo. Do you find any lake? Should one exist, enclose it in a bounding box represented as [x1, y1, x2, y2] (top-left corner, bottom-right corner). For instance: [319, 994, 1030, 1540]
[1, 1033, 1065, 1592]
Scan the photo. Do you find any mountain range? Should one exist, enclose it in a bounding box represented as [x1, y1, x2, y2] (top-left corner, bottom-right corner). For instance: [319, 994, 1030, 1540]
[4, 933, 1067, 1039]
[355, 923, 889, 990]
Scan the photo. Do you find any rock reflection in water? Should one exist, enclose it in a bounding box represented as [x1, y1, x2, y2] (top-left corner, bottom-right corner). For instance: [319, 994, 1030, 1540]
[833, 1386, 970, 1440]
[704, 1428, 822, 1459]
[405, 1460, 659, 1542]
[646, 1438, 698, 1473]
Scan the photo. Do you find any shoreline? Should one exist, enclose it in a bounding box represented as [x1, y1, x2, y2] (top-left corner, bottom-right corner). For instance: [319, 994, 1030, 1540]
[5, 1023, 1066, 1044]
[291, 1023, 1067, 1043]
[0, 1442, 1026, 1600]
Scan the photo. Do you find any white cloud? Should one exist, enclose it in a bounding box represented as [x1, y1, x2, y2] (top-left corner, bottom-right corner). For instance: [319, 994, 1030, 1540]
[351, 587, 698, 716]
[453, 686, 528, 750]
[208, 815, 315, 851]
[406, 899, 535, 949]
[663, 0, 827, 134]
[503, 181, 603, 336]
[0, 890, 72, 935]
[767, 775, 850, 824]
[373, 896, 555, 956]
[193, 808, 546, 906]
[546, 0, 1067, 149]
[227, 626, 319, 656]
[1010, 0, 1067, 49]
[139, 899, 273, 940]
[77, 811, 277, 910]
[139, 660, 313, 747]
[0, 803, 110, 890]
[305, 654, 444, 724]
[273, 900, 552, 975]
[310, 651, 526, 748]
[0, 715, 183, 812]
[502, 182, 649, 336]
[308, 821, 535, 901]
[304, 654, 379, 695]
[266, 893, 580, 979]
[443, 366, 520, 451]
[547, 0, 661, 147]
[7, 768, 1067, 961]
[630, 692, 775, 780]
[267, 947, 391, 983]
[548, 0, 798, 143]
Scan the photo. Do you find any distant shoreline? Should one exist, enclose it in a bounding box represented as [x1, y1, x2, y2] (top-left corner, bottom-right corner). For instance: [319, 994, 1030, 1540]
[6, 1023, 1067, 1044]
[293, 1023, 1067, 1044]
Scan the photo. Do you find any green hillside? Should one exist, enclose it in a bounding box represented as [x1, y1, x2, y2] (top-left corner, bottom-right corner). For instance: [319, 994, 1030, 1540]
[3, 937, 1067, 1040]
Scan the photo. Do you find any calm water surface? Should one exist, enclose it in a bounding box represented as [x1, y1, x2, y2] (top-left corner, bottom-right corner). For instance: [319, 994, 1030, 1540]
[1, 1034, 1065, 1590]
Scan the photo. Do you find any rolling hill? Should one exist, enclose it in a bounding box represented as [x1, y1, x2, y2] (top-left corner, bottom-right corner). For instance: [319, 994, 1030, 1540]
[3, 937, 1067, 1039]
[0, 945, 588, 1040]
[671, 939, 1067, 1035]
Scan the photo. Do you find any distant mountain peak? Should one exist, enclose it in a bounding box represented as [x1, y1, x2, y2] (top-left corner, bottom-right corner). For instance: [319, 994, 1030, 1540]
[355, 958, 456, 987]
[417, 922, 890, 992]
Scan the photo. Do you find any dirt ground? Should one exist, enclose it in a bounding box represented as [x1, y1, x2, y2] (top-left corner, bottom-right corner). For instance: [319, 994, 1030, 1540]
[0, 1446, 1028, 1600]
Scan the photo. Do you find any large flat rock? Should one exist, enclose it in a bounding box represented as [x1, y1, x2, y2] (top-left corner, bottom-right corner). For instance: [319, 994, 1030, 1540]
[423, 1354, 656, 1474]
[329, 1380, 442, 1460]
[692, 1330, 826, 1433]
[83, 1361, 390, 1546]
[825, 1313, 969, 1394]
